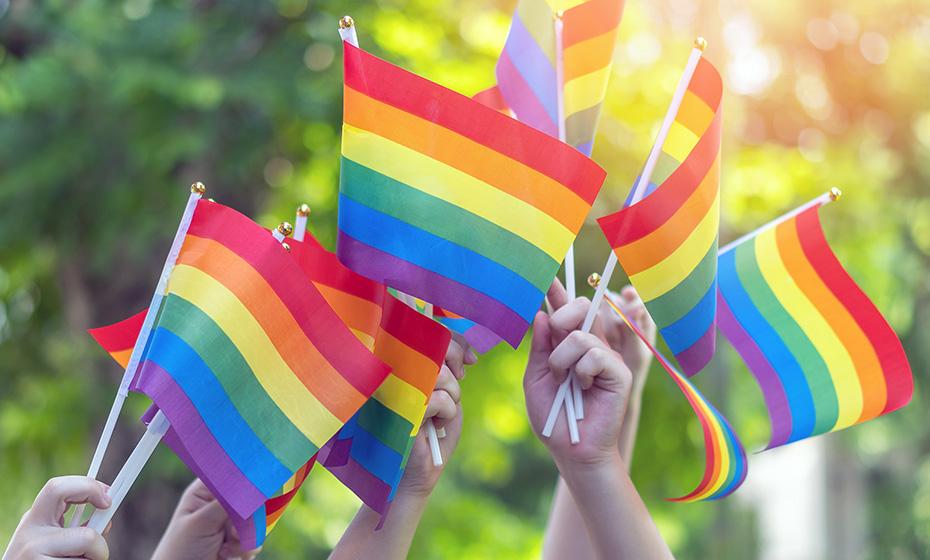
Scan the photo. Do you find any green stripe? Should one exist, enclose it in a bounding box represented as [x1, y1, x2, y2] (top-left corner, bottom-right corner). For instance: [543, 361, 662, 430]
[340, 157, 558, 291]
[735, 242, 838, 434]
[652, 151, 680, 187]
[159, 296, 317, 470]
[354, 397, 415, 456]
[643, 239, 717, 328]
[565, 103, 602, 147]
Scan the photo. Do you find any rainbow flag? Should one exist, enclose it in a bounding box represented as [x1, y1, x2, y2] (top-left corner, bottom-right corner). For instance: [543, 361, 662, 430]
[718, 206, 913, 448]
[597, 57, 722, 376]
[431, 306, 501, 353]
[289, 234, 451, 516]
[489, 0, 625, 154]
[603, 296, 746, 501]
[131, 199, 391, 522]
[336, 42, 606, 348]
[88, 309, 146, 368]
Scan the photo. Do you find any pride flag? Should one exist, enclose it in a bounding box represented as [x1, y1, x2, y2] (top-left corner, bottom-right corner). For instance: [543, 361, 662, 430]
[490, 0, 625, 154]
[337, 42, 606, 348]
[88, 310, 146, 368]
[717, 206, 913, 448]
[289, 234, 451, 516]
[131, 199, 391, 521]
[597, 57, 722, 376]
[603, 296, 746, 501]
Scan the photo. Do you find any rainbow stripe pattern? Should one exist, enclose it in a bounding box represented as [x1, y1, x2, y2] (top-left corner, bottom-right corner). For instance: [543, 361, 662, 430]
[131, 200, 391, 522]
[336, 42, 606, 348]
[717, 206, 913, 448]
[290, 234, 451, 516]
[603, 296, 746, 501]
[431, 306, 501, 353]
[492, 0, 625, 154]
[88, 309, 146, 368]
[597, 57, 722, 376]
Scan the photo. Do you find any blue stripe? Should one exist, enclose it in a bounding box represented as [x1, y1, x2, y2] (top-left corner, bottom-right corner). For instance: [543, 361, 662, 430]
[718, 251, 817, 442]
[575, 141, 594, 156]
[437, 316, 477, 335]
[503, 15, 559, 124]
[659, 279, 717, 354]
[147, 327, 290, 497]
[340, 417, 404, 488]
[253, 507, 267, 547]
[338, 193, 544, 322]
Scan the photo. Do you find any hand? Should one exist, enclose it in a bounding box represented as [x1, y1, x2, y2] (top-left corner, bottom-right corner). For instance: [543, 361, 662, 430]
[397, 339, 470, 497]
[598, 286, 656, 396]
[151, 479, 257, 560]
[3, 476, 111, 560]
[525, 284, 634, 468]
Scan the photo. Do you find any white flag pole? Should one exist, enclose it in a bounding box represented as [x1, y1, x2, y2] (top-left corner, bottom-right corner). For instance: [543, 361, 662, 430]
[71, 182, 205, 527]
[543, 39, 708, 443]
[294, 204, 311, 242]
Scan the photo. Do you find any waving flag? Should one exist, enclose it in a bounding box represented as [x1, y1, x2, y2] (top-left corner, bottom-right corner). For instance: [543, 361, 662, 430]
[490, 0, 625, 154]
[597, 57, 722, 376]
[718, 206, 912, 448]
[336, 42, 606, 348]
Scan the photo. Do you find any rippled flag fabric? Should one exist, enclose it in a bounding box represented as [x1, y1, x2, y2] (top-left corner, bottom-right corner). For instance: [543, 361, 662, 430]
[489, 0, 625, 154]
[129, 199, 391, 524]
[289, 234, 451, 517]
[336, 42, 606, 348]
[597, 57, 722, 377]
[717, 206, 913, 448]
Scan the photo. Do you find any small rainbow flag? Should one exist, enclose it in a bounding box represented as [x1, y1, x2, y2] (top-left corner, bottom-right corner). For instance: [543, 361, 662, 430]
[718, 206, 913, 448]
[131, 199, 391, 522]
[490, 0, 625, 154]
[289, 234, 451, 516]
[88, 310, 146, 368]
[597, 57, 722, 376]
[336, 42, 606, 348]
[603, 296, 746, 501]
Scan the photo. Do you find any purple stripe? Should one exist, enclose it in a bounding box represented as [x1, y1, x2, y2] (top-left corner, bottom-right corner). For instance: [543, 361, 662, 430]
[501, 15, 558, 123]
[674, 325, 716, 377]
[496, 51, 558, 136]
[135, 360, 266, 518]
[321, 451, 393, 515]
[337, 231, 530, 348]
[716, 292, 793, 448]
[462, 324, 503, 353]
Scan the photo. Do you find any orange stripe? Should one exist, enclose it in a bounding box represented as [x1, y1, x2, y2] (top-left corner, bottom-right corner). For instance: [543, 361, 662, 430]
[675, 91, 715, 137]
[315, 284, 382, 341]
[373, 329, 439, 397]
[110, 349, 132, 369]
[564, 29, 616, 82]
[775, 221, 886, 422]
[178, 236, 365, 421]
[613, 156, 719, 274]
[344, 86, 589, 231]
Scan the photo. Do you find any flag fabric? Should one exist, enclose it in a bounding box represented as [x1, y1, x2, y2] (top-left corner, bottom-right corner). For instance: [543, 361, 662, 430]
[130, 199, 391, 521]
[431, 306, 502, 354]
[336, 42, 607, 348]
[597, 57, 722, 377]
[603, 295, 746, 501]
[490, 0, 625, 154]
[717, 206, 913, 448]
[87, 309, 146, 368]
[289, 234, 451, 516]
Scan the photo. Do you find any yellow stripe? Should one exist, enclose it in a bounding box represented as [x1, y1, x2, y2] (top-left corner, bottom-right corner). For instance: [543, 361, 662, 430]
[662, 121, 699, 163]
[754, 229, 863, 430]
[342, 124, 575, 261]
[373, 375, 429, 431]
[518, 0, 556, 64]
[546, 0, 587, 10]
[629, 193, 720, 302]
[167, 265, 342, 445]
[563, 65, 611, 116]
[350, 329, 376, 350]
[676, 90, 715, 137]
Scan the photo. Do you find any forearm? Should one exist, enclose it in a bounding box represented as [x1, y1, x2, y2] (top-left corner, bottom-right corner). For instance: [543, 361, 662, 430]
[328, 489, 430, 560]
[617, 386, 643, 469]
[556, 454, 673, 560]
[542, 478, 597, 560]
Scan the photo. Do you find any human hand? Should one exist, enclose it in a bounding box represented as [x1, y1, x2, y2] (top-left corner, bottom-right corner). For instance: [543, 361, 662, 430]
[3, 476, 110, 560]
[151, 479, 257, 560]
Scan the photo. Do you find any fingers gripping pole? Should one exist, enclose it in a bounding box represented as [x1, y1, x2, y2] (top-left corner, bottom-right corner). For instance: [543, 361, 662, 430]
[426, 421, 443, 467]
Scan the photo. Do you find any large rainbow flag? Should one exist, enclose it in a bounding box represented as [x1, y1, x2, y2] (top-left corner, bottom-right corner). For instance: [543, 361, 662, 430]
[336, 42, 606, 348]
[718, 205, 913, 448]
[597, 57, 722, 377]
[603, 296, 746, 501]
[130, 200, 391, 524]
[487, 0, 625, 154]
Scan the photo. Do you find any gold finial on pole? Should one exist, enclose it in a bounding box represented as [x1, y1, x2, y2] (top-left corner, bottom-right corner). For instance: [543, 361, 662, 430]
[296, 203, 311, 217]
[191, 182, 206, 195]
[694, 37, 708, 51]
[339, 15, 354, 29]
[829, 187, 842, 201]
[277, 222, 294, 237]
[554, 9, 564, 19]
[587, 272, 601, 288]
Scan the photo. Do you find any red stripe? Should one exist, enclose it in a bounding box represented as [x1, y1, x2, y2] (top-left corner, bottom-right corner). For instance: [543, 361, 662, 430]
[688, 58, 723, 111]
[796, 207, 913, 414]
[186, 200, 390, 397]
[289, 236, 383, 305]
[380, 295, 450, 367]
[472, 85, 510, 112]
[343, 43, 605, 205]
[88, 309, 146, 353]
[265, 456, 316, 514]
[598, 111, 721, 247]
[562, 0, 625, 48]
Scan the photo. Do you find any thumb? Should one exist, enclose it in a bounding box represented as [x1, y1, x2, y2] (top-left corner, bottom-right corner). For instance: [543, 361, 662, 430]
[524, 312, 553, 385]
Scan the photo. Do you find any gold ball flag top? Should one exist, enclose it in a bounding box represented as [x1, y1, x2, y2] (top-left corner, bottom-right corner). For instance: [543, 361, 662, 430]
[829, 187, 843, 201]
[191, 181, 206, 195]
[277, 222, 294, 237]
[587, 273, 601, 288]
[296, 203, 312, 217]
[339, 15, 354, 29]
[695, 37, 708, 51]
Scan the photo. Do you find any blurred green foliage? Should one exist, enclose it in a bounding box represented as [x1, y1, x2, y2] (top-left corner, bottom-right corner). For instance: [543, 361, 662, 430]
[1, 0, 928, 558]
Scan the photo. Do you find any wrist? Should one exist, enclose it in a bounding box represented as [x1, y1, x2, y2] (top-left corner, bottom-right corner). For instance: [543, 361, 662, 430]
[555, 450, 626, 482]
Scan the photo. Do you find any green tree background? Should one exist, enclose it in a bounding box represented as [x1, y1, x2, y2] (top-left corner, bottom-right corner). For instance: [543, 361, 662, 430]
[1, 0, 927, 558]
